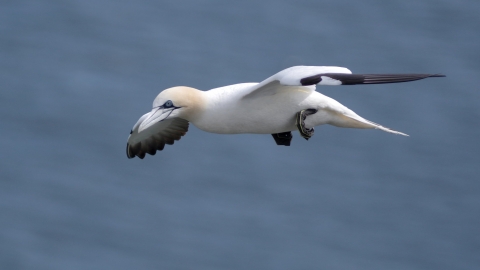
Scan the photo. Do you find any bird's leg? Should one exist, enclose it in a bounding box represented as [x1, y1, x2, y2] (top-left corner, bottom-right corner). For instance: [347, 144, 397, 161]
[271, 131, 292, 146]
[296, 109, 318, 140]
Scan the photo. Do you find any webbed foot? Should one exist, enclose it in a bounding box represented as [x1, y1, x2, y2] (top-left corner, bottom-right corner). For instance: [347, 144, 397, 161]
[296, 109, 318, 140]
[271, 132, 292, 146]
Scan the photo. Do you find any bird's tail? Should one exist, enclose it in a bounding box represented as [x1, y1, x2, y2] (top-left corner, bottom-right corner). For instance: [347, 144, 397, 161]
[330, 111, 409, 136]
[361, 117, 409, 136]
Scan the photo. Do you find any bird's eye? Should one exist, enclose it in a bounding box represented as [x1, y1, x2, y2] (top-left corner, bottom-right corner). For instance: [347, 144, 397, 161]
[164, 100, 174, 108]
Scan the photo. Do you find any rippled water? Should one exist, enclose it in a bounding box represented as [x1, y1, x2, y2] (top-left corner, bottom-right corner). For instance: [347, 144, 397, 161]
[1, 0, 479, 269]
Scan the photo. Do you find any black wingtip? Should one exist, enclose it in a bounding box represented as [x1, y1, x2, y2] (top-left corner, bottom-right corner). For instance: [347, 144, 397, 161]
[301, 73, 446, 86]
[355, 73, 447, 85]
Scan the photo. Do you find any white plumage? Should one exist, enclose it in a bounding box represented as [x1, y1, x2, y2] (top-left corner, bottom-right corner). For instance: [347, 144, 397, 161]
[126, 66, 444, 159]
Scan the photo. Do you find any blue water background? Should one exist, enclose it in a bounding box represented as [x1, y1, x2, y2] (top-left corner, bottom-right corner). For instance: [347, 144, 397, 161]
[1, 0, 479, 269]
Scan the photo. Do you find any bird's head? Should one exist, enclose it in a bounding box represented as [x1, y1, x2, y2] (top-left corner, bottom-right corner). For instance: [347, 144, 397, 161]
[136, 86, 204, 132]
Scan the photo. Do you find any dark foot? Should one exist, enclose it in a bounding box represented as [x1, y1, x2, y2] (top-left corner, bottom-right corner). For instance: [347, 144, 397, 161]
[271, 132, 292, 146]
[296, 109, 318, 140]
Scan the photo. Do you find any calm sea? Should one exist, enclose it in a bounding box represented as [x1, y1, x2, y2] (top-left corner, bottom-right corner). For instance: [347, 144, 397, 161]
[1, 0, 479, 269]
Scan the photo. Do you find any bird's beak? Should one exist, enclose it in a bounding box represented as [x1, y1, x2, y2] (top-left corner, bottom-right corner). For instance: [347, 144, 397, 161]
[138, 106, 177, 132]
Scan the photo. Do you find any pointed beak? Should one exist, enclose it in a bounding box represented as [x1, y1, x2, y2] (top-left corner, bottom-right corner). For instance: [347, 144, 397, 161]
[138, 106, 177, 132]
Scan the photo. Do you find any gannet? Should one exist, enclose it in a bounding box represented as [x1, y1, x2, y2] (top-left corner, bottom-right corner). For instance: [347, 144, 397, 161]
[126, 66, 444, 159]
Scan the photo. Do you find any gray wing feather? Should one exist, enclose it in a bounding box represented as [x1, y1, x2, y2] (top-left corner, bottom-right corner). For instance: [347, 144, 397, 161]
[126, 118, 189, 159]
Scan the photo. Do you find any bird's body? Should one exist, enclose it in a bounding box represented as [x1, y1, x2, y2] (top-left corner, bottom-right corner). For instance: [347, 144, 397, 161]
[127, 66, 444, 159]
[197, 82, 310, 134]
[196, 83, 366, 134]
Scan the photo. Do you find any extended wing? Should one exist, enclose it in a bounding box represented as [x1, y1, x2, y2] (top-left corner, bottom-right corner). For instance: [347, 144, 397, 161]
[126, 115, 189, 159]
[300, 73, 445, 86]
[242, 66, 444, 99]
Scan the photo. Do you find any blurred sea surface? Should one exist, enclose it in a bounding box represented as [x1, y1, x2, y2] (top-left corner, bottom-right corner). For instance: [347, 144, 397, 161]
[1, 0, 479, 269]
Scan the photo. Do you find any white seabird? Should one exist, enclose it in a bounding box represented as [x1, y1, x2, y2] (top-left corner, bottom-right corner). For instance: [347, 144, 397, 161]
[126, 66, 444, 159]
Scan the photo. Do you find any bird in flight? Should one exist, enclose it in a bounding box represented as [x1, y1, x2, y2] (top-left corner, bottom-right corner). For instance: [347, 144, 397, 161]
[126, 66, 444, 159]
